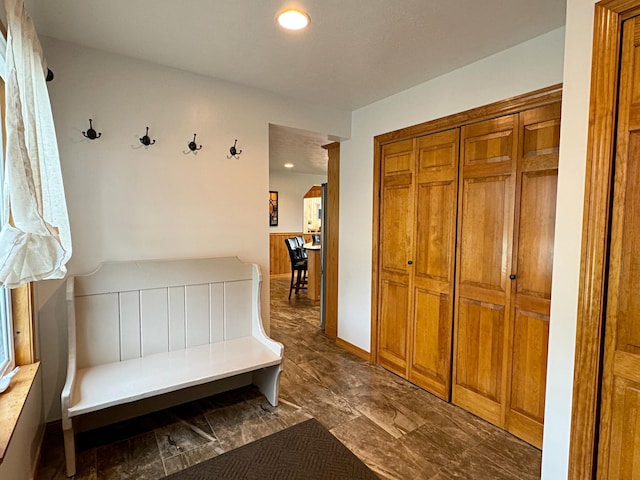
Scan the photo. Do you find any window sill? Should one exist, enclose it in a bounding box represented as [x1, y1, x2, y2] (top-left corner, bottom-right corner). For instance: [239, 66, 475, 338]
[0, 361, 40, 464]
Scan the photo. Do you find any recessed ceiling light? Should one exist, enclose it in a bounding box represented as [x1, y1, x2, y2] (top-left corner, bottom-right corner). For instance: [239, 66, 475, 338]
[277, 9, 310, 30]
[284, 163, 294, 168]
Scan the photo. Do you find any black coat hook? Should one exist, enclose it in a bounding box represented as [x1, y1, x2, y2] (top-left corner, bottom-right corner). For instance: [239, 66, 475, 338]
[82, 119, 101, 140]
[139, 127, 156, 146]
[187, 133, 202, 152]
[227, 139, 242, 159]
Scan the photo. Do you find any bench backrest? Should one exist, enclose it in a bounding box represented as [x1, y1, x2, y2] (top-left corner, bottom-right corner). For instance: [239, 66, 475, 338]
[68, 257, 260, 369]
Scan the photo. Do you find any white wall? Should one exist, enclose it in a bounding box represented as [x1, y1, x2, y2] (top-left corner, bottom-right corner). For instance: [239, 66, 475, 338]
[18, 10, 597, 478]
[36, 36, 350, 421]
[338, 27, 566, 351]
[338, 11, 600, 476]
[269, 172, 326, 233]
[542, 1, 596, 477]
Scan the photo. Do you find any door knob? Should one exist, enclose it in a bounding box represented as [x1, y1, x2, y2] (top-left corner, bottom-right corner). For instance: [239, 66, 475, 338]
[509, 274, 516, 280]
[407, 260, 413, 265]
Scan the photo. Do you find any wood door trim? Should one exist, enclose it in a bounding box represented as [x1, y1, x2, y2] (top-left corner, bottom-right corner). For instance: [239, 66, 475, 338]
[336, 337, 371, 361]
[569, 1, 640, 478]
[371, 86, 563, 364]
[371, 134, 383, 364]
[323, 142, 340, 339]
[375, 85, 562, 147]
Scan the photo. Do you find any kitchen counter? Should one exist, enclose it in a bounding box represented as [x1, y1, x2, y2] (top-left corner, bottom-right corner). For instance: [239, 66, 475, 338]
[304, 243, 321, 303]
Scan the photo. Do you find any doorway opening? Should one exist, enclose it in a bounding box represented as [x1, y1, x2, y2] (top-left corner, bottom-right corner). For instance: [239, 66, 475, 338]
[268, 123, 340, 338]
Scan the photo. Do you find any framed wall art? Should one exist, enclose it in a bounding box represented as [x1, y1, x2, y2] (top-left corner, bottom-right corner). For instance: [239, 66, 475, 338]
[269, 191, 278, 227]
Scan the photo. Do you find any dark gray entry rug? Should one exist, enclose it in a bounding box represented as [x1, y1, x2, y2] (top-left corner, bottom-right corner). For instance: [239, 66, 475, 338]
[165, 418, 378, 480]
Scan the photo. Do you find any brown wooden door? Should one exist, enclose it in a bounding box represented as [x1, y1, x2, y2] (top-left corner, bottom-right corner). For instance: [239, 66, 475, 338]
[453, 115, 518, 426]
[597, 16, 640, 478]
[377, 139, 415, 377]
[409, 129, 459, 400]
[505, 103, 560, 448]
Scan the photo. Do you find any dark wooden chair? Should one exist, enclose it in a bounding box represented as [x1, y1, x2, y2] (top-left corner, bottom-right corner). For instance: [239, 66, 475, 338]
[285, 237, 308, 299]
[294, 235, 308, 259]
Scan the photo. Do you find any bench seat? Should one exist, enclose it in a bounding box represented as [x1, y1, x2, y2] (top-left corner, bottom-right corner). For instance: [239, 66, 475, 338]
[68, 336, 281, 417]
[61, 257, 283, 477]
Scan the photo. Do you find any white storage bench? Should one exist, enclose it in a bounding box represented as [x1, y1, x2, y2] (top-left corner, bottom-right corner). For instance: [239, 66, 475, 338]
[60, 257, 283, 477]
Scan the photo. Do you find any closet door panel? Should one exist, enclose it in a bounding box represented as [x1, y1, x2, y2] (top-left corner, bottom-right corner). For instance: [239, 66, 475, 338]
[378, 280, 410, 374]
[611, 131, 640, 358]
[521, 106, 561, 160]
[410, 289, 450, 397]
[373, 94, 561, 447]
[463, 121, 514, 166]
[506, 102, 560, 448]
[458, 175, 511, 291]
[453, 297, 505, 423]
[381, 184, 412, 272]
[453, 115, 516, 426]
[605, 376, 640, 479]
[409, 129, 459, 400]
[598, 18, 640, 475]
[515, 170, 557, 300]
[507, 307, 549, 444]
[378, 139, 414, 376]
[415, 182, 454, 282]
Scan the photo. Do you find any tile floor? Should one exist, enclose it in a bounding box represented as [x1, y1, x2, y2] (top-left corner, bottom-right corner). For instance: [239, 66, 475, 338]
[36, 276, 542, 479]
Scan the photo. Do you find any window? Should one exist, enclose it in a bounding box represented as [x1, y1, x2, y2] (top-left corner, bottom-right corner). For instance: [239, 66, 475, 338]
[0, 117, 12, 376]
[303, 186, 322, 234]
[0, 287, 13, 376]
[0, 32, 13, 377]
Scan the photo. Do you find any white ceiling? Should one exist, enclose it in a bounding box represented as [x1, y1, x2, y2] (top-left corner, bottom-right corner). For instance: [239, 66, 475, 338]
[25, 0, 566, 175]
[269, 124, 331, 175]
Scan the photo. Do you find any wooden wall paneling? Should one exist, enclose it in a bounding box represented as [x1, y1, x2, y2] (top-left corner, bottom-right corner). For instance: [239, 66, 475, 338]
[505, 102, 561, 448]
[269, 232, 306, 275]
[377, 138, 415, 377]
[409, 128, 459, 400]
[452, 114, 517, 427]
[324, 142, 340, 339]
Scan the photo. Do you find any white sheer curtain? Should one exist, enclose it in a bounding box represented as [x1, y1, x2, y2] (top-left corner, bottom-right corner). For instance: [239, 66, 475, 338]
[0, 0, 72, 287]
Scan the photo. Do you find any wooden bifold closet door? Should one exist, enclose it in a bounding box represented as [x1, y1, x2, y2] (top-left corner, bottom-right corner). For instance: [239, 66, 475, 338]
[373, 86, 561, 448]
[452, 103, 560, 448]
[378, 138, 415, 378]
[596, 15, 640, 478]
[377, 129, 459, 401]
[452, 114, 517, 427]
